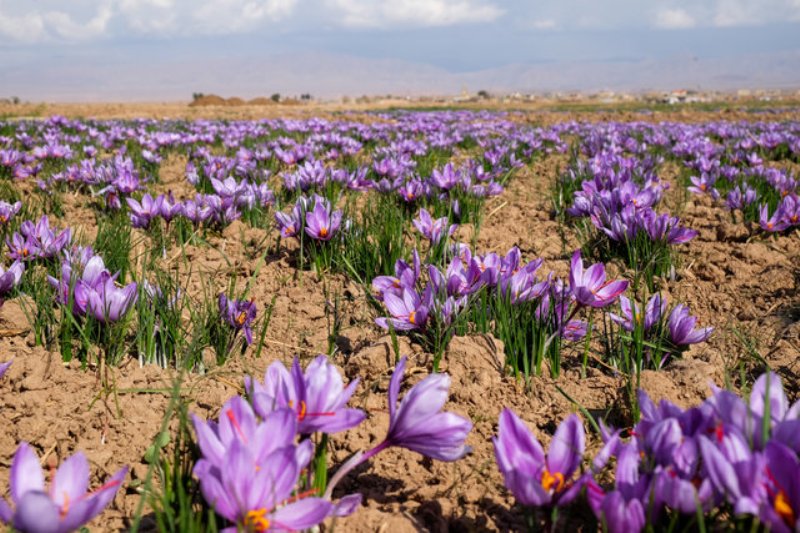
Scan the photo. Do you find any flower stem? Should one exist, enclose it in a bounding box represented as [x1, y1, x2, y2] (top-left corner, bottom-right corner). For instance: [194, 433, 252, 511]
[323, 440, 390, 499]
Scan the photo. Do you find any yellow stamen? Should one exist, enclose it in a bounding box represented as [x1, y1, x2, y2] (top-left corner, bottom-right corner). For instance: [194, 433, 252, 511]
[244, 509, 270, 532]
[319, 227, 328, 238]
[541, 469, 565, 493]
[236, 311, 247, 326]
[408, 311, 416, 324]
[775, 491, 796, 526]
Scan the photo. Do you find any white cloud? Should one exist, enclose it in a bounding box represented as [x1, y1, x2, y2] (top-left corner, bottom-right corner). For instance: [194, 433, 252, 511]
[191, 0, 298, 33]
[0, 9, 45, 43]
[655, 8, 696, 29]
[0, 1, 111, 42]
[531, 18, 557, 30]
[327, 0, 503, 28]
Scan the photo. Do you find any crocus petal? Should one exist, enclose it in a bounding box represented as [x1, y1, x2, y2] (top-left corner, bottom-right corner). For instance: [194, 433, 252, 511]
[388, 356, 406, 421]
[11, 443, 45, 504]
[271, 497, 333, 531]
[547, 414, 585, 478]
[51, 452, 90, 509]
[13, 491, 62, 533]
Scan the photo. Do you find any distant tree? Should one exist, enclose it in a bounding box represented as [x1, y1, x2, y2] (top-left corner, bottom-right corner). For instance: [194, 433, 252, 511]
[192, 92, 205, 101]
[11, 96, 20, 105]
[271, 93, 281, 102]
[477, 90, 490, 99]
[300, 93, 312, 101]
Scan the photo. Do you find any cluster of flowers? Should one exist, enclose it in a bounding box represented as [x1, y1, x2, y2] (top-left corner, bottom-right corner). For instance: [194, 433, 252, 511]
[127, 176, 275, 229]
[275, 194, 344, 242]
[7, 215, 71, 262]
[49, 247, 138, 323]
[494, 371, 800, 532]
[372, 248, 628, 340]
[380, 161, 506, 206]
[566, 153, 697, 246]
[193, 354, 471, 530]
[559, 119, 799, 234]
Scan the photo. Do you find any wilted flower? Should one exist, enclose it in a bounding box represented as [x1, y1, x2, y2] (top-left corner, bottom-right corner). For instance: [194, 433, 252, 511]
[0, 359, 10, 379]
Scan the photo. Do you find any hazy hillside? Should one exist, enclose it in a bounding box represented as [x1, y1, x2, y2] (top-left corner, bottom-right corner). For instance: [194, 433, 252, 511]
[4, 49, 799, 101]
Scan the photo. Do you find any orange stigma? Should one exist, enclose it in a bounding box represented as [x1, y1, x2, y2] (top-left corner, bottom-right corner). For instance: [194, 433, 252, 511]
[319, 227, 328, 238]
[775, 491, 796, 526]
[541, 470, 565, 493]
[244, 509, 270, 532]
[408, 311, 416, 324]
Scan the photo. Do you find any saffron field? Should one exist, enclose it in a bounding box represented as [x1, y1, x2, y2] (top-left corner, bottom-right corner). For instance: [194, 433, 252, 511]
[0, 105, 798, 531]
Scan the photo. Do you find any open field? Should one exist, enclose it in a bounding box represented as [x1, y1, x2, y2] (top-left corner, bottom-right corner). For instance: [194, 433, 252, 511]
[0, 102, 797, 532]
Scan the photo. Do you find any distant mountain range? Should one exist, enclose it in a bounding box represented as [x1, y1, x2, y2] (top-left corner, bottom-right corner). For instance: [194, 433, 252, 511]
[4, 49, 800, 101]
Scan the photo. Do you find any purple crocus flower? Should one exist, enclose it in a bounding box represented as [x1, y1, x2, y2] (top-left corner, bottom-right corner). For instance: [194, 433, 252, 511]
[0, 261, 24, 300]
[381, 356, 472, 461]
[667, 304, 713, 347]
[126, 194, 163, 229]
[374, 287, 429, 331]
[218, 294, 257, 345]
[304, 200, 342, 241]
[371, 253, 421, 302]
[586, 443, 648, 533]
[158, 192, 183, 223]
[324, 355, 472, 500]
[84, 277, 138, 323]
[195, 439, 332, 533]
[699, 434, 765, 517]
[0, 359, 11, 379]
[18, 216, 71, 259]
[760, 441, 800, 532]
[274, 203, 303, 239]
[569, 250, 628, 308]
[0, 200, 21, 226]
[493, 409, 585, 507]
[0, 442, 127, 533]
[609, 294, 666, 332]
[245, 355, 366, 435]
[759, 204, 790, 233]
[413, 208, 456, 246]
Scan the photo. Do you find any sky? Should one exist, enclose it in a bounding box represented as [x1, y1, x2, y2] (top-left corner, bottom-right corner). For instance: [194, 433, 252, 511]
[1, 0, 799, 100]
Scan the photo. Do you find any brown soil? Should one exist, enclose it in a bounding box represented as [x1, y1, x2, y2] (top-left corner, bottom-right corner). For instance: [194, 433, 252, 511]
[0, 104, 798, 531]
